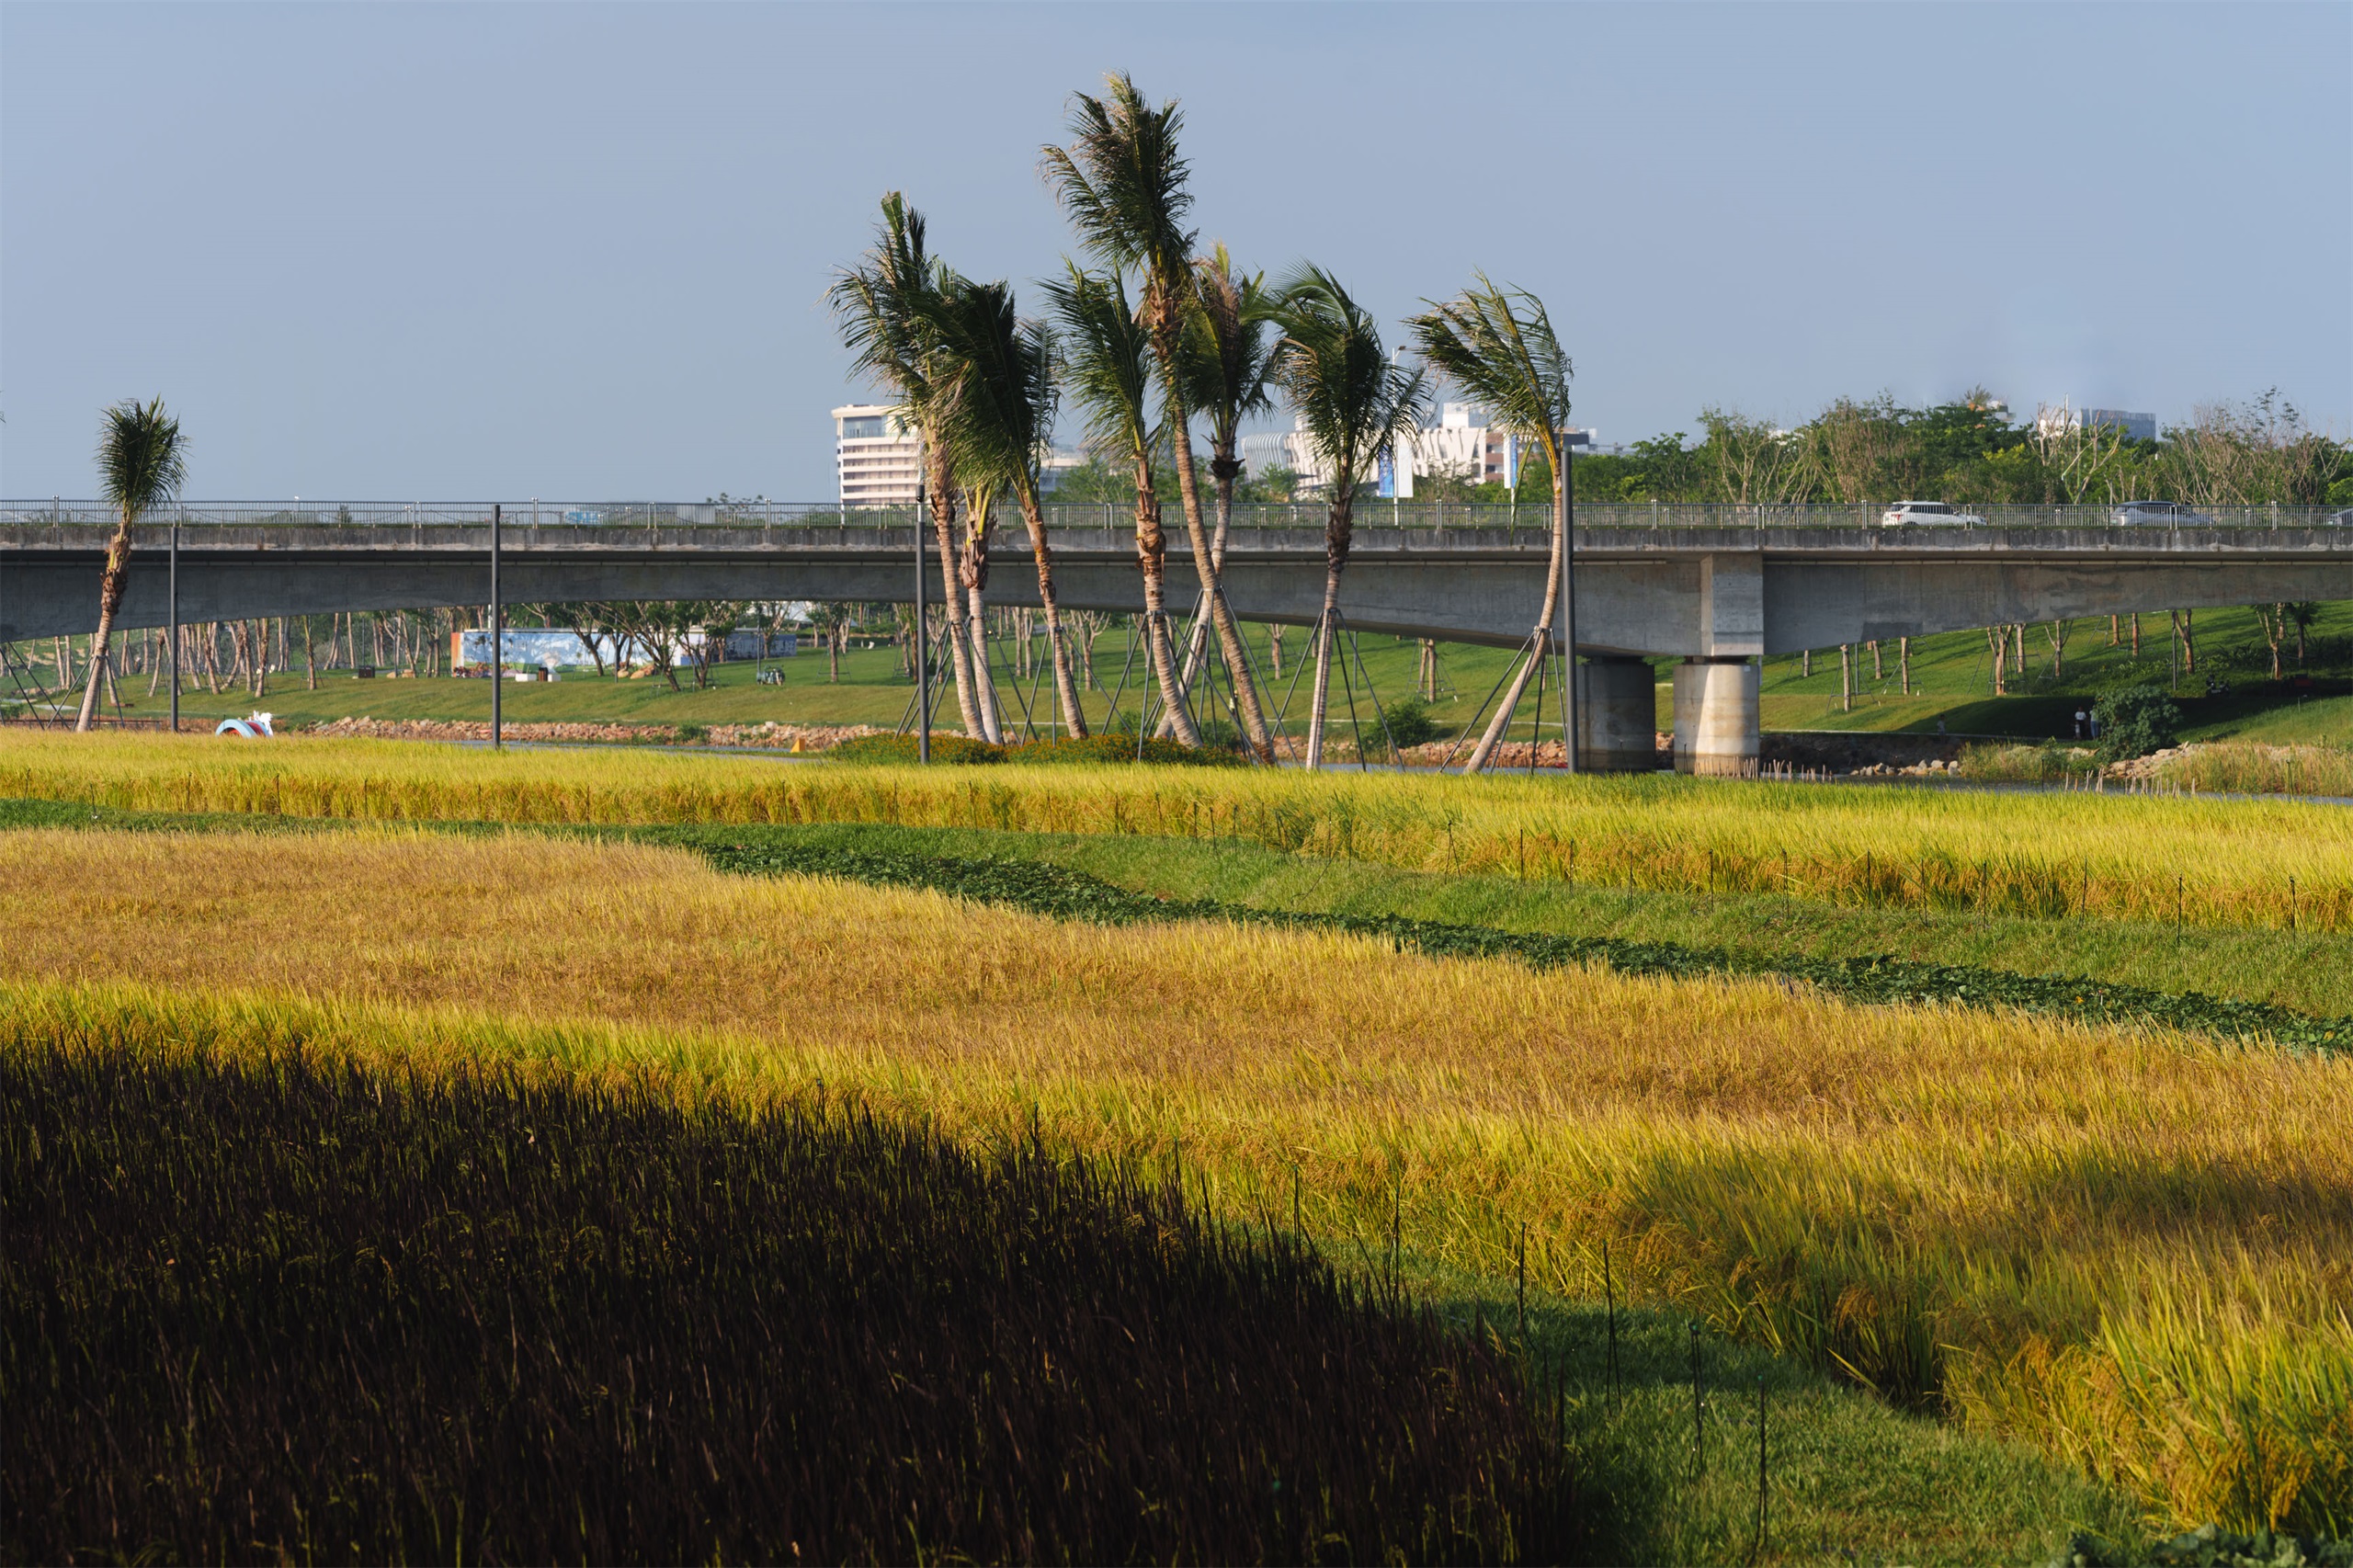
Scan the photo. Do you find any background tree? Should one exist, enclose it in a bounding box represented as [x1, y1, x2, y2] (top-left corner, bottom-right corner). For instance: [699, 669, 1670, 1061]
[1274, 265, 1428, 769]
[1409, 276, 1575, 773]
[1044, 264, 1199, 744]
[77, 398, 186, 732]
[829, 195, 987, 738]
[1043, 74, 1273, 758]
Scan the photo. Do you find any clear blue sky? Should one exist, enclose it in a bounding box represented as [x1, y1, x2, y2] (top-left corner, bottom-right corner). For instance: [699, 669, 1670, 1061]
[5, 2, 2347, 501]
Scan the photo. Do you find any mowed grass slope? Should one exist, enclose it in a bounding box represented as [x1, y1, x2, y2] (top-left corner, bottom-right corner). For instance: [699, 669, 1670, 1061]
[3, 826, 2346, 1537]
[3, 730, 2347, 931]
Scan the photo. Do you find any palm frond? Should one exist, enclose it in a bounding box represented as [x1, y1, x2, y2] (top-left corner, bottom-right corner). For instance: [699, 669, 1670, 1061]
[1040, 74, 1195, 290]
[1040, 263, 1158, 468]
[826, 192, 948, 420]
[916, 271, 1059, 501]
[1186, 244, 1279, 449]
[1405, 274, 1572, 459]
[97, 398, 187, 524]
[1271, 265, 1428, 501]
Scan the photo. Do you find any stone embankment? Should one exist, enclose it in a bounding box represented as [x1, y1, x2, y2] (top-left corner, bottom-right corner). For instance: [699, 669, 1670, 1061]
[301, 717, 884, 751]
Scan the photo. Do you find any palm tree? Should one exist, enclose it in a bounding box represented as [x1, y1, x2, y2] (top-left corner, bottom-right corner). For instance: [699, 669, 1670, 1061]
[1407, 276, 1578, 773]
[1271, 266, 1428, 769]
[919, 274, 1089, 737]
[77, 398, 187, 732]
[1161, 244, 1279, 738]
[1042, 264, 1199, 745]
[827, 194, 987, 740]
[1041, 74, 1274, 760]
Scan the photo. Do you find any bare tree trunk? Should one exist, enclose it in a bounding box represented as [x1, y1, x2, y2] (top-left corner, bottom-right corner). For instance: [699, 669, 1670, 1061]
[1464, 470, 1569, 773]
[303, 618, 318, 690]
[2044, 619, 2069, 680]
[74, 517, 137, 730]
[1869, 639, 1883, 680]
[964, 583, 1003, 744]
[1305, 493, 1364, 770]
[924, 453, 985, 739]
[1985, 626, 2008, 697]
[1899, 636, 1911, 696]
[1802, 649, 1812, 678]
[1267, 624, 1285, 680]
[2108, 614, 2120, 647]
[1014, 485, 1089, 739]
[1839, 644, 1854, 711]
[1131, 464, 1198, 747]
[1155, 331, 1270, 758]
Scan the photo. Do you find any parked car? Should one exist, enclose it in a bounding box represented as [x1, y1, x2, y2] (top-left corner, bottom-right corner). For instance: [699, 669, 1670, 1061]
[2109, 500, 2216, 527]
[1879, 501, 1982, 527]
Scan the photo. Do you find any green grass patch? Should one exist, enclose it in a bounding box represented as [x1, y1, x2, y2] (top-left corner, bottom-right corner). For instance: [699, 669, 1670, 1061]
[676, 831, 2351, 1057]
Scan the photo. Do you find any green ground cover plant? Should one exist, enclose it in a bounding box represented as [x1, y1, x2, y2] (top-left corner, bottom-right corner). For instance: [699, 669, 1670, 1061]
[678, 833, 2350, 1055]
[4, 1035, 1584, 1565]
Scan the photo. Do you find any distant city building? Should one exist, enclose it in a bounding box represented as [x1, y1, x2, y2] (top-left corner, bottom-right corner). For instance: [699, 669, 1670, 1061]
[1242, 403, 1596, 497]
[835, 403, 1091, 506]
[2035, 402, 2157, 443]
[834, 403, 923, 509]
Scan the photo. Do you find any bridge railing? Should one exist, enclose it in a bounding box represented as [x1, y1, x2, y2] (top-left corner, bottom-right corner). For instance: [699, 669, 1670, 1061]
[3, 498, 2345, 546]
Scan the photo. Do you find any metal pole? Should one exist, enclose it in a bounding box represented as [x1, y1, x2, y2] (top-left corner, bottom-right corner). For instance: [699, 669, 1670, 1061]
[1560, 430, 1580, 775]
[168, 519, 180, 733]
[914, 483, 929, 764]
[490, 503, 502, 749]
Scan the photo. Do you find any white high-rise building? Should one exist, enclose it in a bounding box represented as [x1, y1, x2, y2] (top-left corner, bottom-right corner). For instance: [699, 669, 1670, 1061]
[834, 404, 923, 508]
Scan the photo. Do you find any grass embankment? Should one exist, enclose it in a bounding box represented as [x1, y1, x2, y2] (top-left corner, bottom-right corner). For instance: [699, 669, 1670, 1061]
[3, 730, 2345, 932]
[6, 1039, 1579, 1565]
[2, 827, 2345, 1540]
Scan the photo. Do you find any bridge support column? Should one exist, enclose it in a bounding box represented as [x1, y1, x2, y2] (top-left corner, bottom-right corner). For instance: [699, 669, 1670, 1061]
[1575, 656, 1660, 771]
[1672, 657, 1759, 777]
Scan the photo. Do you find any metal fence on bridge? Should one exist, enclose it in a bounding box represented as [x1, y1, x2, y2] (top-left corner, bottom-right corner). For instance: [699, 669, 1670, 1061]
[3, 498, 2346, 548]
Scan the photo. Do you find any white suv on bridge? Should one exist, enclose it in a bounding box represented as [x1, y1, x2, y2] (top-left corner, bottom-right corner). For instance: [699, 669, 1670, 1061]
[2109, 500, 2217, 527]
[1879, 501, 1982, 528]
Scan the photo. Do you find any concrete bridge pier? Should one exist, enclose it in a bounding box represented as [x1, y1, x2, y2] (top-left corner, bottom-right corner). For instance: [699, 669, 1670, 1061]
[1672, 658, 1760, 777]
[1575, 656, 1661, 771]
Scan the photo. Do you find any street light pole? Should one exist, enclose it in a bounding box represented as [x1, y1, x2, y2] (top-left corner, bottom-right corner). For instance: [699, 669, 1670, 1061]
[1560, 429, 1579, 775]
[490, 503, 502, 750]
[167, 518, 180, 734]
[914, 483, 929, 765]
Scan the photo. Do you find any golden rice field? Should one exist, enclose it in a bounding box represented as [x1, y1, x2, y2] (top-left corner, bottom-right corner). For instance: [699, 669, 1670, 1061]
[2, 730, 2347, 931]
[2, 825, 2345, 1535]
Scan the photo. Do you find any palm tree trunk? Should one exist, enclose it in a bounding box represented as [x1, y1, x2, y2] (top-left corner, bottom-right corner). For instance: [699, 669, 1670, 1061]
[1463, 470, 1568, 772]
[1157, 360, 1273, 759]
[73, 519, 136, 731]
[1303, 494, 1355, 770]
[965, 584, 1003, 744]
[1015, 483, 1090, 738]
[1131, 467, 1199, 747]
[924, 449, 986, 739]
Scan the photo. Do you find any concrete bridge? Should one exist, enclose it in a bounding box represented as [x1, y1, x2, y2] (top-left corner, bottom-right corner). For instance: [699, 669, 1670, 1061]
[5, 501, 2343, 771]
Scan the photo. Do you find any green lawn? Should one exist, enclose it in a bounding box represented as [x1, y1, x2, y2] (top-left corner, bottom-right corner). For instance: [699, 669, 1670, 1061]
[1758, 600, 2353, 742]
[17, 598, 2347, 748]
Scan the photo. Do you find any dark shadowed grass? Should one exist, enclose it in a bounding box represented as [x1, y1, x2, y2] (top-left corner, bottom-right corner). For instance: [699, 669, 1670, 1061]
[4, 1040, 1586, 1566]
